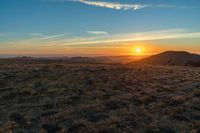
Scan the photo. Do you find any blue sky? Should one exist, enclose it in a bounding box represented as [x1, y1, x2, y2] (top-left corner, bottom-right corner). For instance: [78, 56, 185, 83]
[0, 0, 200, 56]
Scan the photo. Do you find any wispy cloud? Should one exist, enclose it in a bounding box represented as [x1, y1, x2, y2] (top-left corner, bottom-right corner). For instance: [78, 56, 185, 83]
[45, 0, 181, 11]
[72, 0, 149, 10]
[87, 31, 108, 35]
[47, 29, 200, 47]
[38, 34, 68, 40]
[2, 29, 200, 50]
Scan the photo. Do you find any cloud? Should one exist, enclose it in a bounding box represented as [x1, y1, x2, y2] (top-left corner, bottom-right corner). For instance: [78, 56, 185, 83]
[72, 0, 149, 10]
[2, 29, 200, 51]
[47, 29, 200, 47]
[38, 34, 67, 40]
[45, 0, 180, 11]
[87, 31, 108, 35]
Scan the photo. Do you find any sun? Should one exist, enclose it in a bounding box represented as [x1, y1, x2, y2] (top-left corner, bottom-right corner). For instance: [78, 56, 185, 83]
[131, 46, 145, 55]
[135, 48, 142, 53]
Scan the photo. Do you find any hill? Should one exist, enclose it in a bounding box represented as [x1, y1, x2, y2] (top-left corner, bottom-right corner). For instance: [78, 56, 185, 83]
[186, 60, 200, 67]
[134, 51, 200, 66]
[0, 55, 146, 64]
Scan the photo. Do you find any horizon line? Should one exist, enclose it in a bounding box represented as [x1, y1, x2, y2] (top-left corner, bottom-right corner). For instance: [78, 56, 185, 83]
[0, 50, 199, 58]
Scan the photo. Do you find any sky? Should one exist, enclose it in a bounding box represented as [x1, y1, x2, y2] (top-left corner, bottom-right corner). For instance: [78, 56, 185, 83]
[0, 0, 200, 56]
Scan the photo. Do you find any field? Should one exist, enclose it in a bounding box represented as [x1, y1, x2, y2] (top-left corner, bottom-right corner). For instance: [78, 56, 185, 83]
[0, 60, 200, 133]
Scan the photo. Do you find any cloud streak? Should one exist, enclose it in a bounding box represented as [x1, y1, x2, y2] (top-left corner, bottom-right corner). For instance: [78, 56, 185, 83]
[2, 29, 200, 50]
[72, 0, 149, 10]
[38, 34, 68, 40]
[71, 0, 177, 11]
[48, 29, 200, 47]
[87, 31, 108, 35]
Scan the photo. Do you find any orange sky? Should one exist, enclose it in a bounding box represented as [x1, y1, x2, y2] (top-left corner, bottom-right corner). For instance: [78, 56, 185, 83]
[1, 40, 199, 57]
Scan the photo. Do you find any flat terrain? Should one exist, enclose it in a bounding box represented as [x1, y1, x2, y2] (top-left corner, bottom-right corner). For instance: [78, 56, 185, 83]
[0, 60, 200, 133]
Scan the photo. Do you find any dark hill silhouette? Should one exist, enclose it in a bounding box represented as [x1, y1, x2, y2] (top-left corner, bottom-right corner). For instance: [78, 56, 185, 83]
[0, 55, 146, 64]
[134, 51, 200, 66]
[186, 60, 200, 67]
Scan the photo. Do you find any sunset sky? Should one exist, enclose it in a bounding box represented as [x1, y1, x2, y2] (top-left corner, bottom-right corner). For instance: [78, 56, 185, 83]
[0, 0, 200, 56]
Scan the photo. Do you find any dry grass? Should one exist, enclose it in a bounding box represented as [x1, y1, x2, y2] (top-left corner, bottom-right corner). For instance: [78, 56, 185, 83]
[0, 60, 200, 133]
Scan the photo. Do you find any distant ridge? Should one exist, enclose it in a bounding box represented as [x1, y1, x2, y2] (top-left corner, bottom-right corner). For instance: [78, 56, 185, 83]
[0, 55, 146, 64]
[133, 51, 200, 66]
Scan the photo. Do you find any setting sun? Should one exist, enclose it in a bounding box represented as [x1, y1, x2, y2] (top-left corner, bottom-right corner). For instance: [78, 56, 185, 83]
[135, 48, 142, 53]
[131, 46, 144, 55]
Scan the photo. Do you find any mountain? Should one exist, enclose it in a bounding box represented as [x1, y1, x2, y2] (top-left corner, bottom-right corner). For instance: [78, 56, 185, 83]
[133, 51, 200, 66]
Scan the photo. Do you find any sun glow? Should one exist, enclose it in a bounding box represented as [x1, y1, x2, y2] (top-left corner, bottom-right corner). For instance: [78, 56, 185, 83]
[131, 46, 146, 55]
[135, 48, 142, 53]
